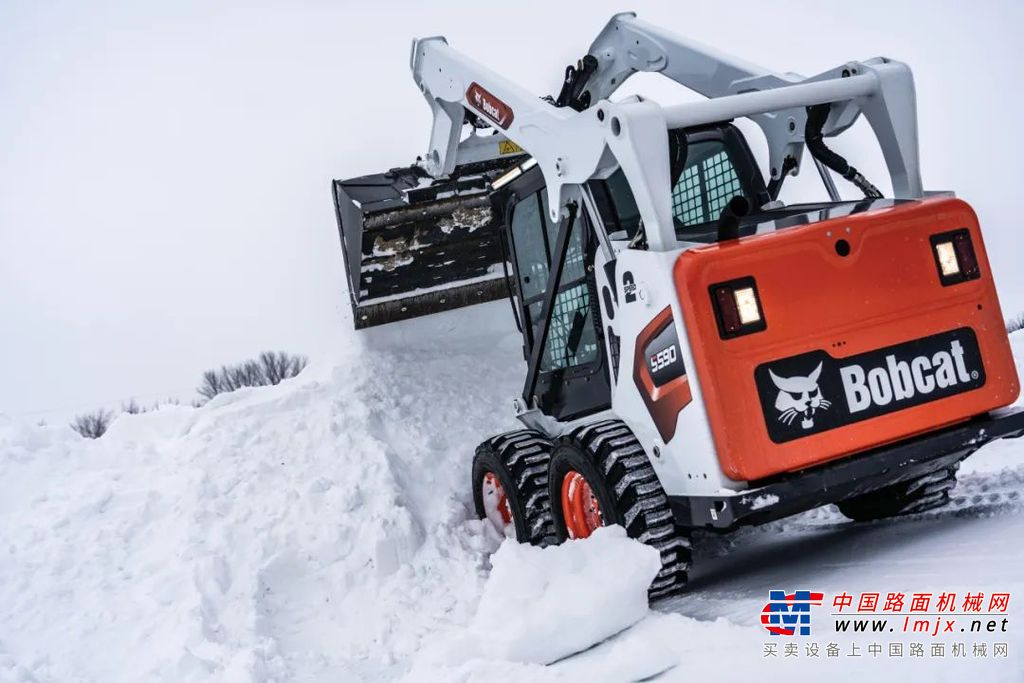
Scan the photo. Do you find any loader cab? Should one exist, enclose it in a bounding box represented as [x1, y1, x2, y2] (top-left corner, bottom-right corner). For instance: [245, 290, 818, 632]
[497, 167, 612, 421]
[495, 123, 766, 422]
[590, 123, 768, 245]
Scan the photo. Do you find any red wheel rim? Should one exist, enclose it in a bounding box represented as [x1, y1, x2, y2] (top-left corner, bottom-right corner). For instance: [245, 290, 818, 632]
[561, 470, 603, 539]
[481, 471, 513, 535]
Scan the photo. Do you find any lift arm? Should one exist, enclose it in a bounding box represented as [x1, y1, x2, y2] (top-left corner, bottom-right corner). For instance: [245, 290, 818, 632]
[584, 12, 808, 183]
[584, 13, 921, 198]
[411, 14, 924, 252]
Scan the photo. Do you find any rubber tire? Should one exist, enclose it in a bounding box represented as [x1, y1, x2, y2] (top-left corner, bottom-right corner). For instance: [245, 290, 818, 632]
[472, 430, 556, 546]
[837, 463, 961, 522]
[548, 419, 691, 600]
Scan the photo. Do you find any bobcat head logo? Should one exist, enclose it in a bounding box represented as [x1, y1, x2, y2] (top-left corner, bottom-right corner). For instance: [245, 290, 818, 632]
[769, 362, 831, 429]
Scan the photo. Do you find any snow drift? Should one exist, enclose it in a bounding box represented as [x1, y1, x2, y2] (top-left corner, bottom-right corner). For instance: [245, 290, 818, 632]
[0, 304, 528, 681]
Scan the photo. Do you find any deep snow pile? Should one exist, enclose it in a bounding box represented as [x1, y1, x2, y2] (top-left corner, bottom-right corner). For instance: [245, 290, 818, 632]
[1, 306, 1023, 682]
[0, 304, 529, 681]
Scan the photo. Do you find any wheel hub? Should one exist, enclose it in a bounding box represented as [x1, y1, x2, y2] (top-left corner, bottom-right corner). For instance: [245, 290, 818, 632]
[561, 470, 603, 539]
[481, 471, 513, 536]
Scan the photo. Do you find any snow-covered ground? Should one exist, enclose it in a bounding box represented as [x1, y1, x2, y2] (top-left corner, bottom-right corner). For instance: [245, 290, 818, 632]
[1, 303, 1022, 682]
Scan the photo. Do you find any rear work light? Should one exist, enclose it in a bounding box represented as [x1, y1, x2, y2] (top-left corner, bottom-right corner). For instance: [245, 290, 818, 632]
[930, 228, 980, 286]
[710, 276, 767, 339]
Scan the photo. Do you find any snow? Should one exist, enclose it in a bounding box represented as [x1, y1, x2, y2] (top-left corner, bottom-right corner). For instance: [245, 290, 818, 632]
[432, 526, 659, 667]
[748, 493, 780, 510]
[1, 315, 1022, 682]
[436, 205, 493, 235]
[0, 304, 524, 682]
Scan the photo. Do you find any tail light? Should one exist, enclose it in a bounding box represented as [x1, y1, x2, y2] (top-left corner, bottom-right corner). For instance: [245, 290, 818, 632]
[930, 229, 980, 286]
[710, 276, 767, 339]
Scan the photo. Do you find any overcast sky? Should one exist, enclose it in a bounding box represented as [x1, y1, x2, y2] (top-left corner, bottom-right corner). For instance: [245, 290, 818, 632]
[2, 0, 1022, 421]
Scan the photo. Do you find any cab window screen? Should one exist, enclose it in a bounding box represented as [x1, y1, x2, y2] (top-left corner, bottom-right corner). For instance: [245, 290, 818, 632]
[594, 140, 748, 246]
[671, 140, 743, 227]
[537, 283, 598, 372]
[511, 190, 598, 372]
[537, 196, 596, 372]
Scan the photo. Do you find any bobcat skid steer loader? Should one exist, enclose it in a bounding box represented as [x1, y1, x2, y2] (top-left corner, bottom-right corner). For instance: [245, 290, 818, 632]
[332, 13, 1024, 598]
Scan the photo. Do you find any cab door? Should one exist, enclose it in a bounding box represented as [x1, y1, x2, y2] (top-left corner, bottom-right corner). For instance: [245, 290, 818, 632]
[499, 168, 611, 420]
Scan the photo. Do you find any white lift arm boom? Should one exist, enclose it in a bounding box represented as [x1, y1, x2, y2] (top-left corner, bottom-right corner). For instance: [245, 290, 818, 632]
[411, 13, 923, 252]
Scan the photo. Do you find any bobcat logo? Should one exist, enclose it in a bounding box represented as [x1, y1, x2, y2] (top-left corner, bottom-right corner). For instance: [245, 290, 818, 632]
[769, 363, 831, 430]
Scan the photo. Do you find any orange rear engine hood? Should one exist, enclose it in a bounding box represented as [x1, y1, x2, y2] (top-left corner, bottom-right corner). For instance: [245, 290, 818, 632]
[674, 197, 1019, 482]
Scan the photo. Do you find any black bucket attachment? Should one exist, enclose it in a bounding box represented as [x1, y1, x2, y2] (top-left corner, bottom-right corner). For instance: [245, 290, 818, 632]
[333, 156, 522, 329]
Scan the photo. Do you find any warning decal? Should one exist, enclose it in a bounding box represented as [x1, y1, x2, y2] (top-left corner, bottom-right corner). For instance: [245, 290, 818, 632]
[498, 140, 523, 155]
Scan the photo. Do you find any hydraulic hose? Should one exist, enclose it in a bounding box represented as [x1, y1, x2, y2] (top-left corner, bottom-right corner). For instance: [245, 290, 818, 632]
[805, 104, 883, 199]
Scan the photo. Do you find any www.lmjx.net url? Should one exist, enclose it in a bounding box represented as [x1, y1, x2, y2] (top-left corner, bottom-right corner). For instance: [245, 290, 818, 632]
[834, 613, 1009, 637]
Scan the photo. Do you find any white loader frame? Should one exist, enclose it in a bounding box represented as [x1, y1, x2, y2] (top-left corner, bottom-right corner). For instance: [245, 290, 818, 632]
[412, 11, 922, 252]
[389, 11, 1024, 564]
[408, 11, 931, 502]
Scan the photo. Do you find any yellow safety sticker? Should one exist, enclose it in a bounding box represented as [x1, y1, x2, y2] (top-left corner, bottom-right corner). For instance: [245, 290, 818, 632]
[498, 140, 523, 155]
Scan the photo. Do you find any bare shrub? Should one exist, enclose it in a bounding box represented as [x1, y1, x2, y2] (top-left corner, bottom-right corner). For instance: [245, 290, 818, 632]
[1008, 312, 1024, 334]
[197, 351, 308, 401]
[260, 351, 307, 386]
[122, 399, 144, 415]
[70, 410, 112, 439]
